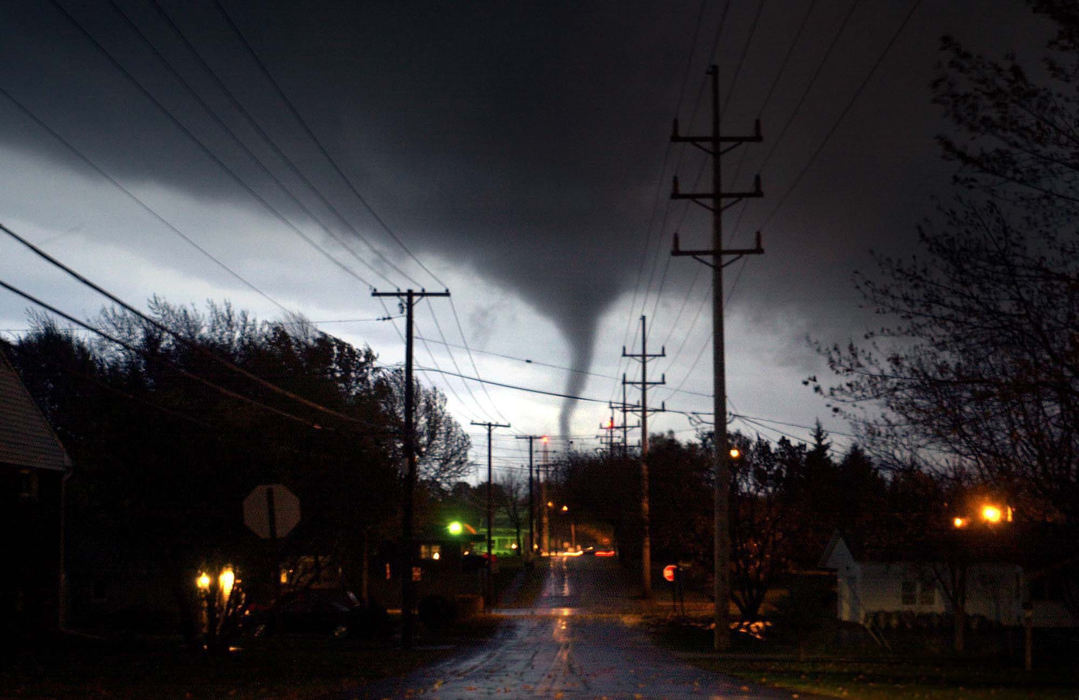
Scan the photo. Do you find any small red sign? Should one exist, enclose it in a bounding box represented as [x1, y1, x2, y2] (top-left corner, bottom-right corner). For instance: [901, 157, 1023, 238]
[663, 564, 677, 582]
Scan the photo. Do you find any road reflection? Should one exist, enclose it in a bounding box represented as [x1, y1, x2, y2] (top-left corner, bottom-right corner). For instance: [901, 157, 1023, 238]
[359, 555, 805, 698]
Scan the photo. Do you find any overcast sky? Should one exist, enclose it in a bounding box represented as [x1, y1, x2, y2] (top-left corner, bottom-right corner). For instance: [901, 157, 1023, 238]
[0, 0, 1048, 479]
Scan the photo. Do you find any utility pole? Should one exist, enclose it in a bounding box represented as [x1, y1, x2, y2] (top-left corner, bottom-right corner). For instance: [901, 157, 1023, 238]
[372, 288, 450, 649]
[670, 64, 763, 651]
[599, 412, 616, 456]
[610, 384, 639, 458]
[623, 315, 665, 599]
[472, 421, 510, 611]
[540, 436, 550, 554]
[515, 435, 544, 560]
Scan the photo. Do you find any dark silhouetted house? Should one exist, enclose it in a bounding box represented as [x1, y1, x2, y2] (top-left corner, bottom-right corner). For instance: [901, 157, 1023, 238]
[820, 527, 1078, 629]
[0, 348, 70, 638]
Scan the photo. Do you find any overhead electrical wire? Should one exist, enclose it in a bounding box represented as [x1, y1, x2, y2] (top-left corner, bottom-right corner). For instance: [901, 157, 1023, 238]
[0, 85, 309, 319]
[207, 0, 438, 288]
[416, 367, 612, 405]
[651, 0, 908, 414]
[0, 277, 326, 429]
[1, 221, 371, 427]
[53, 0, 509, 435]
[209, 0, 510, 426]
[611, 0, 733, 407]
[416, 336, 622, 382]
[45, 0, 382, 292]
[758, 0, 924, 231]
[412, 316, 489, 425]
[131, 0, 420, 289]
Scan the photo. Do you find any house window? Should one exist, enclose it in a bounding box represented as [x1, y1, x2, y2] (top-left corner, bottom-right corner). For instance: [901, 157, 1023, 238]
[419, 544, 441, 560]
[901, 580, 917, 605]
[18, 470, 39, 503]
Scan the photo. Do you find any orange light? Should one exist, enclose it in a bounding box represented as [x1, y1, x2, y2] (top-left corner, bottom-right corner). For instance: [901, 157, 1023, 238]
[729, 447, 741, 459]
[981, 505, 1003, 524]
[953, 517, 967, 528]
[541, 436, 549, 444]
[561, 505, 568, 512]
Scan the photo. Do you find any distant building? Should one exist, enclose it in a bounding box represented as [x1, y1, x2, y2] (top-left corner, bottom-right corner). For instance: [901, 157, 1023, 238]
[0, 348, 71, 638]
[820, 527, 1079, 630]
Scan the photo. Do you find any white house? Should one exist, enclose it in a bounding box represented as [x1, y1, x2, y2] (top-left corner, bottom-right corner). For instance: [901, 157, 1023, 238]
[819, 530, 1077, 629]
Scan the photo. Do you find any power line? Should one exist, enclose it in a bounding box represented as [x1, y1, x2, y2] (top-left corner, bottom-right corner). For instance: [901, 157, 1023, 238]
[415, 366, 610, 405]
[139, 0, 419, 289]
[205, 0, 510, 428]
[0, 85, 305, 318]
[45, 0, 380, 291]
[759, 0, 923, 230]
[209, 0, 441, 289]
[2, 221, 370, 427]
[0, 277, 326, 429]
[415, 336, 621, 382]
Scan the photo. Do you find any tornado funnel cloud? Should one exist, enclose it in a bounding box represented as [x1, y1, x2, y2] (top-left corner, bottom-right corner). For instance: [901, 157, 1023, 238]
[558, 321, 596, 444]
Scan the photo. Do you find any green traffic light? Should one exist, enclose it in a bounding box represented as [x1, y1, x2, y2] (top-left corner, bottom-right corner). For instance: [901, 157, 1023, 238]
[447, 521, 463, 535]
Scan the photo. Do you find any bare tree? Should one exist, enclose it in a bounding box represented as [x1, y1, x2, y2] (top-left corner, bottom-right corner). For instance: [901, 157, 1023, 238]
[498, 472, 526, 555]
[815, 5, 1079, 521]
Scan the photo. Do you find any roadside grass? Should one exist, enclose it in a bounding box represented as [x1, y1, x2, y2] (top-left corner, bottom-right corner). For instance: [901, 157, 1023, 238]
[650, 616, 1079, 699]
[715, 658, 1079, 699]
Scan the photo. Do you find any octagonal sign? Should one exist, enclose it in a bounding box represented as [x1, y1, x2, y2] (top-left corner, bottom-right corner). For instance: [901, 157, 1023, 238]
[243, 483, 300, 539]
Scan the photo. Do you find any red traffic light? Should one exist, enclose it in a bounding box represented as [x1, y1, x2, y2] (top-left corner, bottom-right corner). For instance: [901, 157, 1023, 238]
[663, 564, 677, 582]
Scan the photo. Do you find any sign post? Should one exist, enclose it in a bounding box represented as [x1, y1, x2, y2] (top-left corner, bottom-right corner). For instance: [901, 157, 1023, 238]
[243, 484, 300, 601]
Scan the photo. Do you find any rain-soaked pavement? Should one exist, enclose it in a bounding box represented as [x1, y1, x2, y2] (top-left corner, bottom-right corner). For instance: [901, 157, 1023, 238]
[354, 555, 806, 699]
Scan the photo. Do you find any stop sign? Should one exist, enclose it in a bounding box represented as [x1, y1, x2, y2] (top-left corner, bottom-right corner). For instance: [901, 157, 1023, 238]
[243, 484, 300, 539]
[663, 564, 677, 582]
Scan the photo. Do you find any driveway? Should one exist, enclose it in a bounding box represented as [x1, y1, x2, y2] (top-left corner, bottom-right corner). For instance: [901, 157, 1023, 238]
[356, 555, 806, 699]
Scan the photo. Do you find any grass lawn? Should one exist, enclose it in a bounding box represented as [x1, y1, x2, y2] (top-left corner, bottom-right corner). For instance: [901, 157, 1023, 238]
[650, 617, 1079, 699]
[715, 658, 1079, 699]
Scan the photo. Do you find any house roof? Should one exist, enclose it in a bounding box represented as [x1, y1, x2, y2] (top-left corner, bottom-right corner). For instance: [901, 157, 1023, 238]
[0, 348, 70, 472]
[823, 524, 1077, 574]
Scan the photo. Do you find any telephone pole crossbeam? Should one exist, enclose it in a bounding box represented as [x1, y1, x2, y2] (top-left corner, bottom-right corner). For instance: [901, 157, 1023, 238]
[371, 288, 449, 649]
[669, 64, 765, 652]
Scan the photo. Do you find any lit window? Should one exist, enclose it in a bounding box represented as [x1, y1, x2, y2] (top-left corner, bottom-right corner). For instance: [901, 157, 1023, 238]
[419, 544, 442, 560]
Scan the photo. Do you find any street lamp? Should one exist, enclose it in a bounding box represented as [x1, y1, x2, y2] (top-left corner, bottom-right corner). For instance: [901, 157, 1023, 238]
[219, 566, 235, 601]
[195, 564, 241, 653]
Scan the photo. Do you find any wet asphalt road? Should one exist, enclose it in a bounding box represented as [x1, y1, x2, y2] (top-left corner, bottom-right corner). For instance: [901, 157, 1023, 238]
[355, 556, 806, 699]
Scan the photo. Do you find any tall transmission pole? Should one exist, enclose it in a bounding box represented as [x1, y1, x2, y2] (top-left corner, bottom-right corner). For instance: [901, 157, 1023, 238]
[372, 288, 450, 649]
[670, 64, 764, 651]
[622, 315, 665, 599]
[472, 420, 510, 611]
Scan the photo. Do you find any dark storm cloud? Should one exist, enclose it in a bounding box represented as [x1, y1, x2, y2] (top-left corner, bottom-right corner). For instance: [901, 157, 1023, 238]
[0, 0, 1049, 433]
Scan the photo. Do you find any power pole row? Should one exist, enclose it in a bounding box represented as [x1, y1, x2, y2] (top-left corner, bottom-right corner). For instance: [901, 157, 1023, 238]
[371, 288, 450, 650]
[514, 435, 545, 561]
[472, 420, 510, 612]
[622, 315, 665, 599]
[670, 64, 764, 651]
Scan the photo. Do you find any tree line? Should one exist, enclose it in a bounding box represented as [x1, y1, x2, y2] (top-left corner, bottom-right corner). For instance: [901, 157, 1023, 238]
[3, 298, 469, 639]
